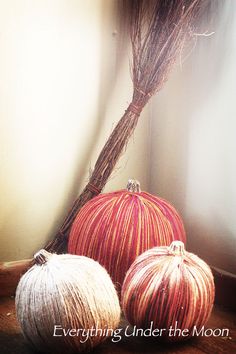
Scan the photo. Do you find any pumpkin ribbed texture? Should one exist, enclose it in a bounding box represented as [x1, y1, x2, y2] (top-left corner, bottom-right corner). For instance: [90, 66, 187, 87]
[16, 250, 121, 353]
[68, 187, 186, 289]
[121, 241, 215, 342]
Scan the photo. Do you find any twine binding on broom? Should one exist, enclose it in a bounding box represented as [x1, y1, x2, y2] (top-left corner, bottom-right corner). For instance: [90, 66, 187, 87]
[126, 103, 142, 116]
[87, 183, 102, 195]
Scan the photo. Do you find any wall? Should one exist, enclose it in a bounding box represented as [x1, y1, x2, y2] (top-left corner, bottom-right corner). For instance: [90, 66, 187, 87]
[1, 0, 235, 274]
[150, 2, 236, 274]
[0, 0, 150, 261]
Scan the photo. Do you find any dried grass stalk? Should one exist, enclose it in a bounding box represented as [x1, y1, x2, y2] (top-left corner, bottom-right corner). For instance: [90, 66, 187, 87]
[45, 0, 207, 253]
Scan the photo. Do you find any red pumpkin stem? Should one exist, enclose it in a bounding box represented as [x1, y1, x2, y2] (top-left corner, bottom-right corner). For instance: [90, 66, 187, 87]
[126, 179, 141, 193]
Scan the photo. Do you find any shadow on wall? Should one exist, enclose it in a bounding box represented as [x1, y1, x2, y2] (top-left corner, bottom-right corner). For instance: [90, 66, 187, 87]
[186, 217, 236, 274]
[46, 1, 131, 242]
[149, 1, 236, 273]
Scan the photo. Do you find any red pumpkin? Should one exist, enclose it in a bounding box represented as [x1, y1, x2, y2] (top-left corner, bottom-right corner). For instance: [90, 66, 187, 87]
[68, 180, 186, 288]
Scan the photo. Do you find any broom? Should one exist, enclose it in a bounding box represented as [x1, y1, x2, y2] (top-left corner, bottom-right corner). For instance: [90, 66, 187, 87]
[45, 0, 208, 253]
[0, 1, 210, 293]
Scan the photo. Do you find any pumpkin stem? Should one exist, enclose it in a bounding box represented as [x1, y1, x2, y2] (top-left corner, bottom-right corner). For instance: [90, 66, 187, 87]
[127, 179, 141, 193]
[34, 249, 51, 265]
[168, 241, 185, 256]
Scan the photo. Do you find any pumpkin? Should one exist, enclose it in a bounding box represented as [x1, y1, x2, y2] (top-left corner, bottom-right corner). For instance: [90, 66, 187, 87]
[68, 179, 186, 289]
[121, 241, 215, 342]
[15, 249, 120, 353]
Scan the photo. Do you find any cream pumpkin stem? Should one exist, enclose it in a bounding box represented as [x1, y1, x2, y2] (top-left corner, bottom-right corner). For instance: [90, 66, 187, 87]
[34, 249, 51, 265]
[126, 179, 141, 193]
[168, 241, 186, 256]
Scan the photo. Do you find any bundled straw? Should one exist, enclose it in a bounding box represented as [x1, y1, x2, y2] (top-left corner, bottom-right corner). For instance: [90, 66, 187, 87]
[46, 0, 207, 253]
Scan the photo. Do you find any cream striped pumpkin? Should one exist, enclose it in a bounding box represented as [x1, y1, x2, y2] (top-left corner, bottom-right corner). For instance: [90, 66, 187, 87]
[68, 180, 186, 289]
[16, 250, 121, 353]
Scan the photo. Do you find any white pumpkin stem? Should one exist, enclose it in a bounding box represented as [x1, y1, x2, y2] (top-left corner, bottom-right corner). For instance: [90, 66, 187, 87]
[34, 249, 51, 265]
[168, 241, 186, 256]
[127, 179, 141, 193]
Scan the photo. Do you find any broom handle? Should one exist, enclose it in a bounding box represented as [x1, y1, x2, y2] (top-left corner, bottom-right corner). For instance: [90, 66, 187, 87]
[0, 102, 146, 296]
[45, 99, 148, 253]
[0, 259, 33, 296]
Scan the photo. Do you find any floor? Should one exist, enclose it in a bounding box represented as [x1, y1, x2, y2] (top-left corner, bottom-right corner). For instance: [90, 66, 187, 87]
[0, 297, 235, 354]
